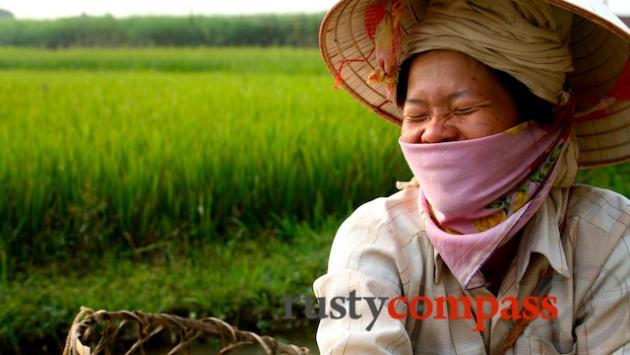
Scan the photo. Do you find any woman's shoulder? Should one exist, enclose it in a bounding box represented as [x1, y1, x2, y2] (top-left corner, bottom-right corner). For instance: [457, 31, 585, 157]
[566, 184, 629, 232]
[564, 184, 630, 282]
[338, 179, 426, 241]
[326, 180, 428, 270]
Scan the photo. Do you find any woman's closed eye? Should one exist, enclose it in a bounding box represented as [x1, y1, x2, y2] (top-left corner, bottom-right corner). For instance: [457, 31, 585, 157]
[404, 113, 431, 122]
[453, 107, 478, 115]
[452, 101, 492, 116]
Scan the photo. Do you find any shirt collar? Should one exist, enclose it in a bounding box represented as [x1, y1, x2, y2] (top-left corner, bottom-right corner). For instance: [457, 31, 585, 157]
[514, 188, 571, 281]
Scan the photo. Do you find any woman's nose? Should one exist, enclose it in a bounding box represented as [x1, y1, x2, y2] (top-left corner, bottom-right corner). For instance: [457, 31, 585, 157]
[421, 116, 459, 143]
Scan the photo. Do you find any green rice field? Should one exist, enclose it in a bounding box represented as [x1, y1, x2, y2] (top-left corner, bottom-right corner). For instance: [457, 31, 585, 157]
[0, 48, 412, 270]
[0, 47, 628, 352]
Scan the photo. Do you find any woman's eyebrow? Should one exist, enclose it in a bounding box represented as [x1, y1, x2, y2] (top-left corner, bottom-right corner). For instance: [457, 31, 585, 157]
[405, 98, 427, 106]
[405, 91, 481, 106]
[447, 90, 478, 101]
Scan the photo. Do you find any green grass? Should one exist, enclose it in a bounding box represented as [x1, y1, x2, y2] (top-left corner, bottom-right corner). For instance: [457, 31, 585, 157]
[576, 164, 630, 194]
[0, 218, 336, 352]
[0, 47, 628, 352]
[0, 47, 328, 73]
[0, 51, 410, 273]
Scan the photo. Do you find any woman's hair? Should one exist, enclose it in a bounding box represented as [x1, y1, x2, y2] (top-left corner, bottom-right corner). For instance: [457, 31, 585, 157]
[395, 52, 554, 124]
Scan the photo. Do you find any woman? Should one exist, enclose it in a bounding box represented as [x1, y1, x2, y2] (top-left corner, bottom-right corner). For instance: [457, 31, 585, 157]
[314, 0, 630, 353]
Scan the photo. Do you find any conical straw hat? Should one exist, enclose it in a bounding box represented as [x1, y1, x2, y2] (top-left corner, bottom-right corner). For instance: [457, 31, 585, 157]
[320, 0, 630, 168]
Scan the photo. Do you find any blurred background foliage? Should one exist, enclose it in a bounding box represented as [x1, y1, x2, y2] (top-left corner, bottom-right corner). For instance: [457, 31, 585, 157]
[0, 14, 323, 48]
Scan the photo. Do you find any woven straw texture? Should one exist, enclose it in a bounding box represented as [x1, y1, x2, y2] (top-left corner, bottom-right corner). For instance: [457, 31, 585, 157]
[63, 307, 310, 355]
[320, 0, 630, 167]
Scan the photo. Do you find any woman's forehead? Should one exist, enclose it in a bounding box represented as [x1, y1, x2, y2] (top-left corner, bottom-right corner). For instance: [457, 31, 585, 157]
[407, 51, 500, 96]
[409, 51, 489, 78]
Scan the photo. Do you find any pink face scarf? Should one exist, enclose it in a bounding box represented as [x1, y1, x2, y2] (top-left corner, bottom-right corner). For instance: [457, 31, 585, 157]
[399, 106, 573, 290]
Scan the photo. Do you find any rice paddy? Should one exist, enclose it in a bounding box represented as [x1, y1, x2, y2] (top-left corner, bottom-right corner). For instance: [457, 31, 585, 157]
[0, 48, 415, 271]
[0, 47, 627, 351]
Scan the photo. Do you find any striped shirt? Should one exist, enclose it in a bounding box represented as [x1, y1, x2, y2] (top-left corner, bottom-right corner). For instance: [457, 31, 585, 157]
[313, 184, 630, 354]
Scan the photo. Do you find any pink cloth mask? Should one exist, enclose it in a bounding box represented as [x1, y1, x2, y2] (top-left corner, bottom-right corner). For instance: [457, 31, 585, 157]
[399, 113, 571, 289]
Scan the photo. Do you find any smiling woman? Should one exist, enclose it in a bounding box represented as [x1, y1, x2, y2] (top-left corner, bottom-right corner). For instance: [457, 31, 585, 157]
[314, 0, 630, 354]
[398, 50, 520, 143]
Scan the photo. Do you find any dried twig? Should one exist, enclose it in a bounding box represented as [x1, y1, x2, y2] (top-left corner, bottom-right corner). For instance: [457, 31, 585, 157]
[63, 307, 310, 355]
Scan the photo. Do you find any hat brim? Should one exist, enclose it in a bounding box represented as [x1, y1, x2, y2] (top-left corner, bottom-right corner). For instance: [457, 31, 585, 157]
[320, 0, 630, 168]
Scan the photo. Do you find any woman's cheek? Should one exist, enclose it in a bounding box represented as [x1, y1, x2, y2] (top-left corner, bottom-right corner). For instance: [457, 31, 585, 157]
[461, 112, 510, 138]
[456, 116, 494, 139]
[400, 121, 423, 143]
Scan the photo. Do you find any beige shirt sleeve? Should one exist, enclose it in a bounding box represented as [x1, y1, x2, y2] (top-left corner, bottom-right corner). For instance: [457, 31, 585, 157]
[575, 231, 630, 354]
[313, 200, 414, 355]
